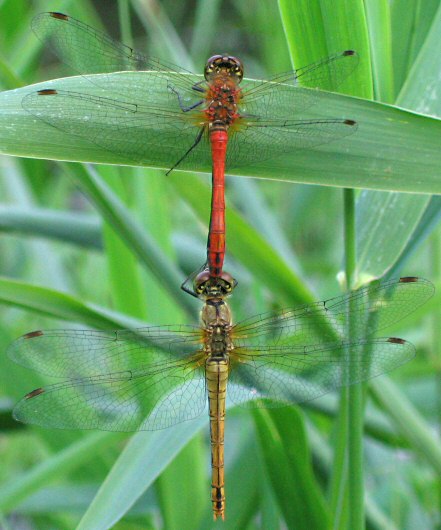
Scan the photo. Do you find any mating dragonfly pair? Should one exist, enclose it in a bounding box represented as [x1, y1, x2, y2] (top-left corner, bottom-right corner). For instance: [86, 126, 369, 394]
[9, 13, 433, 521]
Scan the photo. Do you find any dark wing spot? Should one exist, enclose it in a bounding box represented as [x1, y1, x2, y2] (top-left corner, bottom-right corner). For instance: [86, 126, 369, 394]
[37, 89, 58, 96]
[24, 330, 44, 339]
[49, 12, 69, 21]
[399, 276, 419, 283]
[25, 388, 45, 399]
[387, 337, 406, 344]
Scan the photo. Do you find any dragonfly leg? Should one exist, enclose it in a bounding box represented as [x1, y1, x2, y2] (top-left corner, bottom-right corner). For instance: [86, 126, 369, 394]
[167, 82, 204, 112]
[181, 278, 200, 298]
[166, 126, 205, 175]
[192, 81, 206, 93]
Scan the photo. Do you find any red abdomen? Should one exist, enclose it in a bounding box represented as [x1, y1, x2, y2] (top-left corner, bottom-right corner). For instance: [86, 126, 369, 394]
[207, 129, 228, 277]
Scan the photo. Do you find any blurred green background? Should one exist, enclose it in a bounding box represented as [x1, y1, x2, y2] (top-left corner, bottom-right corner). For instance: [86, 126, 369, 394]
[0, 0, 440, 529]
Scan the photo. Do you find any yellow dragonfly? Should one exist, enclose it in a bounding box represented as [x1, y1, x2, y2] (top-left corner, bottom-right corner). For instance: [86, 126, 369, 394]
[8, 274, 433, 520]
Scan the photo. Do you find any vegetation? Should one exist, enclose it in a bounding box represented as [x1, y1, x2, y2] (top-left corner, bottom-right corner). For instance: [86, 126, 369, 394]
[0, 0, 440, 528]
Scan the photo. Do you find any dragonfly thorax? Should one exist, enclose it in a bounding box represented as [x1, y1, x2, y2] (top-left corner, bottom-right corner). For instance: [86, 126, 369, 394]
[201, 299, 232, 330]
[202, 299, 233, 358]
[205, 78, 242, 132]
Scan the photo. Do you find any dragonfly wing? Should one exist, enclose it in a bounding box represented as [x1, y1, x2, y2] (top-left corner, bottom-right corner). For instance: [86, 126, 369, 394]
[226, 116, 355, 169]
[22, 85, 211, 169]
[232, 277, 434, 347]
[228, 338, 415, 408]
[31, 13, 200, 99]
[8, 327, 203, 378]
[240, 51, 357, 119]
[13, 353, 207, 431]
[32, 12, 190, 76]
[292, 50, 358, 90]
[226, 52, 358, 170]
[243, 50, 358, 99]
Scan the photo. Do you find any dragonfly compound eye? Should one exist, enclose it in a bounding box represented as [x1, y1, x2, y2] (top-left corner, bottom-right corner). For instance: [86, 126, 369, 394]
[194, 270, 211, 294]
[192, 271, 237, 299]
[219, 272, 237, 293]
[204, 55, 244, 83]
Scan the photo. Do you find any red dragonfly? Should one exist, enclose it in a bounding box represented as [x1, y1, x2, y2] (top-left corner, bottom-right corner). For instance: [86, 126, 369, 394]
[25, 12, 358, 292]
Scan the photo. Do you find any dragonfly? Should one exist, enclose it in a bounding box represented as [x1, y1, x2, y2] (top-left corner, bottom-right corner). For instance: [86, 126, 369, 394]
[24, 12, 358, 288]
[8, 275, 433, 520]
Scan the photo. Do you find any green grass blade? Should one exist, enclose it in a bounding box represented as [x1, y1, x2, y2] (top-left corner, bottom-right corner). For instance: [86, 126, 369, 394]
[388, 197, 441, 276]
[0, 276, 149, 329]
[76, 419, 206, 530]
[99, 166, 147, 319]
[0, 205, 102, 249]
[156, 435, 206, 530]
[169, 172, 315, 306]
[0, 432, 118, 512]
[253, 407, 329, 529]
[66, 164, 197, 317]
[279, 0, 372, 98]
[364, 0, 395, 103]
[397, 3, 441, 113]
[370, 378, 441, 475]
[355, 192, 429, 282]
[390, 0, 419, 95]
[189, 0, 222, 64]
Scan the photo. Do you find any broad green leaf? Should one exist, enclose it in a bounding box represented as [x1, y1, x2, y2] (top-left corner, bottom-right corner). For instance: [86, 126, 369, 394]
[355, 191, 427, 282]
[391, 0, 441, 95]
[390, 0, 419, 95]
[0, 75, 440, 193]
[279, 0, 372, 98]
[388, 196, 441, 276]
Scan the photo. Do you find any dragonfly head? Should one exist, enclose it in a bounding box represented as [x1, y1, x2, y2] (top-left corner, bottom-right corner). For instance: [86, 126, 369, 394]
[194, 270, 237, 300]
[204, 55, 243, 84]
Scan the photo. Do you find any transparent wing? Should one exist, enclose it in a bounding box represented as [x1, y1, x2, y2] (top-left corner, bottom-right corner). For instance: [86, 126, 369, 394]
[34, 13, 356, 95]
[8, 326, 203, 378]
[244, 50, 358, 98]
[239, 50, 357, 122]
[228, 337, 414, 408]
[22, 85, 211, 170]
[233, 277, 434, 348]
[27, 12, 209, 168]
[226, 117, 356, 169]
[223, 50, 358, 168]
[12, 354, 207, 431]
[32, 12, 192, 77]
[32, 12, 204, 104]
